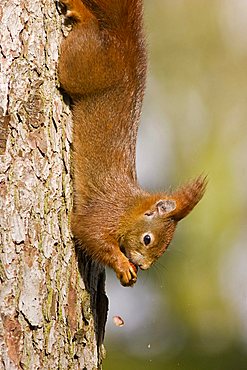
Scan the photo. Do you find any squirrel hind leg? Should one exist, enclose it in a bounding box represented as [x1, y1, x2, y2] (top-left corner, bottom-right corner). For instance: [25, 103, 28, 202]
[60, 0, 93, 22]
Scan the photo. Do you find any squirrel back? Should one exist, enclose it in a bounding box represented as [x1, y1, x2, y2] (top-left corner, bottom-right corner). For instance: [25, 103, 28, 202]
[59, 0, 207, 286]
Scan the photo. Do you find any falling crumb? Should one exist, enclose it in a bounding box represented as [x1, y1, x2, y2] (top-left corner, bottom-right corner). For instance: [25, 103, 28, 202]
[113, 316, 124, 327]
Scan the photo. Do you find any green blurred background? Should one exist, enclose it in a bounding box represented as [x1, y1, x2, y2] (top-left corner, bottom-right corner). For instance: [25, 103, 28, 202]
[104, 1, 247, 369]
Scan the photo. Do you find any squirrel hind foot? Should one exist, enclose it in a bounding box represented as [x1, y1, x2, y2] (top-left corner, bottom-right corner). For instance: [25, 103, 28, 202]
[60, 0, 91, 22]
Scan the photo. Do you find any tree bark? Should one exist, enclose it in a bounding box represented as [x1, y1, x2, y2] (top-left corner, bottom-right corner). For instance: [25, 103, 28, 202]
[0, 1, 108, 369]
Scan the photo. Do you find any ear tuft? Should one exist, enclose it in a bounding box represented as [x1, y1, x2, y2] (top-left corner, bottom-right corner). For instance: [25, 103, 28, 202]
[171, 175, 207, 221]
[156, 199, 176, 216]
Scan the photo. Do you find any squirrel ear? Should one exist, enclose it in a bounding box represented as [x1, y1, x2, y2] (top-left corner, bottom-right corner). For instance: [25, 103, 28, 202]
[170, 175, 207, 221]
[156, 199, 176, 216]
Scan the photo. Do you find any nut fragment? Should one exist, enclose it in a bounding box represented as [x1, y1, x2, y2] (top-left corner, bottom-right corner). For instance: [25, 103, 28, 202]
[113, 315, 124, 327]
[129, 262, 138, 274]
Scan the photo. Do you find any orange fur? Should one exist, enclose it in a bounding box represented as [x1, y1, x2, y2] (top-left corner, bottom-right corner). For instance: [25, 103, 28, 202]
[58, 0, 207, 286]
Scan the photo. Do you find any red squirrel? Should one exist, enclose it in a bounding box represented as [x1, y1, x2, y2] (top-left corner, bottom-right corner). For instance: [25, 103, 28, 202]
[58, 0, 207, 287]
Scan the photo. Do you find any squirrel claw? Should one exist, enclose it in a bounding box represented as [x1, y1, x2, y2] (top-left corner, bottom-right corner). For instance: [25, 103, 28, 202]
[117, 263, 137, 287]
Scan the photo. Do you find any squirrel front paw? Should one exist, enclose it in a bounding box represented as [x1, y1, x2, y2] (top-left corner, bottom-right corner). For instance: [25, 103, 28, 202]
[115, 260, 138, 287]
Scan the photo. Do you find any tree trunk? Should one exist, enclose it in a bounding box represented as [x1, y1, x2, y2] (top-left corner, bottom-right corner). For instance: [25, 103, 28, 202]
[0, 1, 108, 369]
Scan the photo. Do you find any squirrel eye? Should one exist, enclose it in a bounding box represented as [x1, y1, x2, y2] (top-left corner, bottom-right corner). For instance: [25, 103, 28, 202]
[143, 233, 152, 246]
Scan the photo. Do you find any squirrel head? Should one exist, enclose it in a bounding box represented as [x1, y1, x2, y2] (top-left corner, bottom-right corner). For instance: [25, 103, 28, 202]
[119, 176, 207, 270]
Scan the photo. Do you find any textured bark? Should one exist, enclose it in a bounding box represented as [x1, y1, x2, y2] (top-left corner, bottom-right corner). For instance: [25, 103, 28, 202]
[0, 1, 108, 369]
